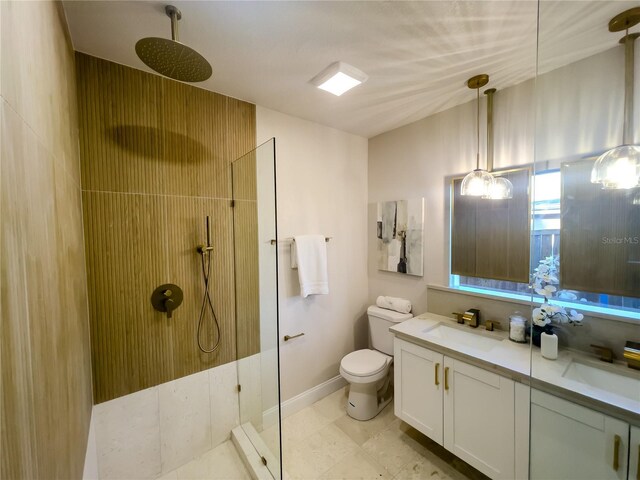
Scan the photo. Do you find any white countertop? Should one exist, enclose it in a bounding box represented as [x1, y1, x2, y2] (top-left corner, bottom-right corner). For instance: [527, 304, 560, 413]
[391, 312, 640, 423]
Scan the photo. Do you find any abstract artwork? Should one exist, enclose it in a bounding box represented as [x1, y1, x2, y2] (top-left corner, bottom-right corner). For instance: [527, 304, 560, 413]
[376, 198, 424, 276]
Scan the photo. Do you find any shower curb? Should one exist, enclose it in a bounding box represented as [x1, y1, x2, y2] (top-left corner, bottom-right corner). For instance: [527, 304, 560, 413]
[231, 424, 287, 480]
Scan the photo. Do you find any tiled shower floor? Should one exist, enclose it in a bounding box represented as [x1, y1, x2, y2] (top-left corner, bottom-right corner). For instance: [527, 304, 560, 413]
[260, 386, 490, 480]
[155, 440, 249, 479]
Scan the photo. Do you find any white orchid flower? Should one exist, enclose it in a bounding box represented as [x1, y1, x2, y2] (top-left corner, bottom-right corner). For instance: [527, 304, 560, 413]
[557, 290, 578, 300]
[532, 308, 551, 327]
[546, 305, 561, 314]
[569, 310, 584, 323]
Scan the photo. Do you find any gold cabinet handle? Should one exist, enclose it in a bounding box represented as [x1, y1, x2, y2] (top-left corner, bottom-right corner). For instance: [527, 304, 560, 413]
[613, 434, 621, 471]
[444, 366, 450, 391]
[435, 363, 440, 386]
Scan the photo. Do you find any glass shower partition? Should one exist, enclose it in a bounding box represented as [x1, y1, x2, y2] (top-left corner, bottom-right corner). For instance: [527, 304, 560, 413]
[231, 138, 282, 479]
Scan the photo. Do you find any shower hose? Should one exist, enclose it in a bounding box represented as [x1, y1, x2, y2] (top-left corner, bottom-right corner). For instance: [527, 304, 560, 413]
[197, 248, 221, 353]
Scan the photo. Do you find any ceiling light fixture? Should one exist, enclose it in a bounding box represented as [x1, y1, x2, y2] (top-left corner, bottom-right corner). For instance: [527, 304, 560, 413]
[310, 61, 368, 96]
[591, 7, 640, 189]
[461, 74, 495, 197]
[483, 88, 513, 200]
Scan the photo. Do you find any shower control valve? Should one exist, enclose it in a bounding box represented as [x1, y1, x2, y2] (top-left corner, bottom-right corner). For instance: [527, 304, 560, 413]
[151, 283, 183, 319]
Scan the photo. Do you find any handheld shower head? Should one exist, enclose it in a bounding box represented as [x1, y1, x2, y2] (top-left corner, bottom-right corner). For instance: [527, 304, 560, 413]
[135, 5, 212, 83]
[197, 216, 214, 254]
[206, 216, 211, 248]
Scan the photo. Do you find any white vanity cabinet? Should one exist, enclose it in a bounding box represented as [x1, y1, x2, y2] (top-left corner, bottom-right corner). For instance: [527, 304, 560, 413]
[443, 357, 515, 479]
[530, 389, 630, 480]
[394, 337, 444, 443]
[630, 426, 640, 480]
[394, 338, 516, 479]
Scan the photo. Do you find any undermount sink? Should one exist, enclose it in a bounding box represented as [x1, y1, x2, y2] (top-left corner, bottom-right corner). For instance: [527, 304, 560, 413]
[562, 360, 640, 402]
[422, 324, 503, 352]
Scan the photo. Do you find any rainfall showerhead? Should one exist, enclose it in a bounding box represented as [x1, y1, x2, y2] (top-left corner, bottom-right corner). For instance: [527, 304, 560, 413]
[135, 5, 212, 83]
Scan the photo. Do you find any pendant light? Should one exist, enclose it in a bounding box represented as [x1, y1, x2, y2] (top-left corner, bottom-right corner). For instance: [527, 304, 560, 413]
[483, 88, 513, 199]
[591, 7, 640, 189]
[460, 74, 495, 196]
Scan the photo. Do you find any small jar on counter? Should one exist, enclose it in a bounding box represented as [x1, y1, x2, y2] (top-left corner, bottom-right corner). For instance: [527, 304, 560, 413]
[509, 312, 527, 343]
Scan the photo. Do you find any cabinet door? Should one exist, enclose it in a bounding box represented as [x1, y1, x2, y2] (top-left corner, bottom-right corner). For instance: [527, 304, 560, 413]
[443, 357, 515, 480]
[628, 425, 639, 480]
[394, 338, 444, 444]
[530, 389, 628, 480]
[514, 382, 530, 480]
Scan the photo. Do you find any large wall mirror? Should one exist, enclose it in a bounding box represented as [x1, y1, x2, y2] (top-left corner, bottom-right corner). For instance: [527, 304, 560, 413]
[529, 2, 639, 480]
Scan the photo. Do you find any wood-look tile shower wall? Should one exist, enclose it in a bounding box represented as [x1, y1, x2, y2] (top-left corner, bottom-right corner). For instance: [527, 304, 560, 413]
[1, 3, 93, 478]
[76, 53, 259, 404]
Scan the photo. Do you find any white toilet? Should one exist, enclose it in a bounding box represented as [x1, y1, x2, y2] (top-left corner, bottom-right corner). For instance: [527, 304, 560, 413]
[339, 305, 412, 421]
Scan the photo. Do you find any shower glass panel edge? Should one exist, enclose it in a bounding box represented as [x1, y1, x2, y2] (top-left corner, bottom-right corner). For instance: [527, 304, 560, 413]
[231, 138, 282, 479]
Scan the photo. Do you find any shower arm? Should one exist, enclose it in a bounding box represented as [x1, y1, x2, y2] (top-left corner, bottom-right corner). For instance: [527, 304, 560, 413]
[166, 5, 181, 42]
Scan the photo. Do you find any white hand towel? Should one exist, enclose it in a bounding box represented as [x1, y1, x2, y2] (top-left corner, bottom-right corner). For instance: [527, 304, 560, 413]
[290, 242, 298, 269]
[376, 295, 412, 314]
[294, 235, 329, 298]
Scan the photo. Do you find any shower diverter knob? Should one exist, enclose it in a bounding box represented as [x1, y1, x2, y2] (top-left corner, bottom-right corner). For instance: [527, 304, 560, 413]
[151, 283, 183, 319]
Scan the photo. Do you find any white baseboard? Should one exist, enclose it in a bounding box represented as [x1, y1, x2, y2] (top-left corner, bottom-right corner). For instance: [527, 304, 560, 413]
[263, 375, 347, 426]
[262, 406, 279, 429]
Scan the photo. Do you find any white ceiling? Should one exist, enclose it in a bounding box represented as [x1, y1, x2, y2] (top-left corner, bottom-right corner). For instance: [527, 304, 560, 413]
[63, 1, 639, 138]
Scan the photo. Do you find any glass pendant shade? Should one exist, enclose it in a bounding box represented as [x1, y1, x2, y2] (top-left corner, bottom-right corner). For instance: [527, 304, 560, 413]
[591, 24, 639, 189]
[484, 176, 514, 199]
[461, 168, 495, 196]
[591, 144, 640, 189]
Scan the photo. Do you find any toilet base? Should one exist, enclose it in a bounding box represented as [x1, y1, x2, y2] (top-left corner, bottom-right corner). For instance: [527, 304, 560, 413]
[346, 376, 393, 421]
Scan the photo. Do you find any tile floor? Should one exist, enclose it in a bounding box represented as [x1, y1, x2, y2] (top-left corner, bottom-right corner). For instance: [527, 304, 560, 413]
[157, 386, 490, 480]
[155, 440, 250, 479]
[261, 387, 490, 480]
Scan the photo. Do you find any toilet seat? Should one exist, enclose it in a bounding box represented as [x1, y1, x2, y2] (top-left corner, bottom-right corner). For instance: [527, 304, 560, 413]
[340, 349, 390, 377]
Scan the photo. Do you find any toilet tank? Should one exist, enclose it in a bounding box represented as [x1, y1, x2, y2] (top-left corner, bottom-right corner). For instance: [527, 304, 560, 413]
[367, 306, 413, 355]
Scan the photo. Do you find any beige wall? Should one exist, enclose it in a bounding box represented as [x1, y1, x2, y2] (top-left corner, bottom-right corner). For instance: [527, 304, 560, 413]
[368, 44, 639, 316]
[368, 77, 535, 314]
[76, 54, 258, 404]
[1, 1, 93, 478]
[256, 106, 369, 401]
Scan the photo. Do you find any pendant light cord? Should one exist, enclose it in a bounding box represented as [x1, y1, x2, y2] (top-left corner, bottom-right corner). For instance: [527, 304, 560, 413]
[623, 26, 634, 145]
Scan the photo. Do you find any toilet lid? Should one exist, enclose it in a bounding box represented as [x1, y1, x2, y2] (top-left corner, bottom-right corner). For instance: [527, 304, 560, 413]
[341, 349, 390, 377]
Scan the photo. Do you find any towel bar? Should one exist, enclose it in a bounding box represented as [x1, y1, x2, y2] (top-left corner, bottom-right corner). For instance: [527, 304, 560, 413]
[284, 333, 305, 341]
[270, 237, 331, 245]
